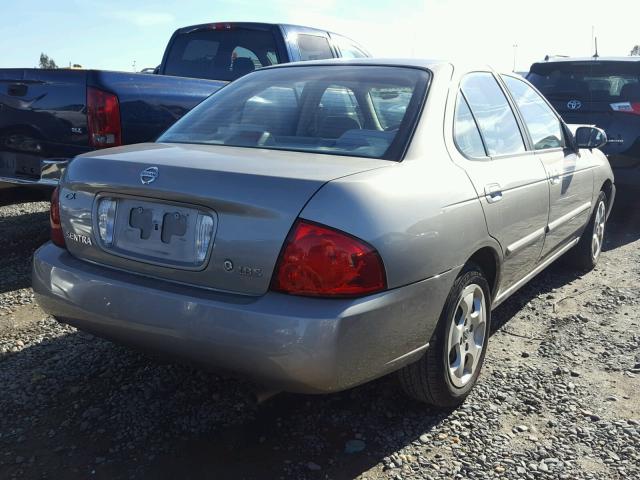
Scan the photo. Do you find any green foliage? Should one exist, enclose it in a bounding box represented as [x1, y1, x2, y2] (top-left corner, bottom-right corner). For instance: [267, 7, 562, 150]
[39, 53, 58, 69]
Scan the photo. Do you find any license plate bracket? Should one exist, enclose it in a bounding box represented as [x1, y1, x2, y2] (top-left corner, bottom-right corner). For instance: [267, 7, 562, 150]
[95, 196, 216, 269]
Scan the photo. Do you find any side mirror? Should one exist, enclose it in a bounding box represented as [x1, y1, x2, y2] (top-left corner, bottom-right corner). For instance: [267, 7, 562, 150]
[575, 126, 607, 150]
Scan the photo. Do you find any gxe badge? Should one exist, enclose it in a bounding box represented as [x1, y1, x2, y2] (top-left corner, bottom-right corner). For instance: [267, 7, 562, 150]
[140, 166, 159, 184]
[567, 99, 582, 110]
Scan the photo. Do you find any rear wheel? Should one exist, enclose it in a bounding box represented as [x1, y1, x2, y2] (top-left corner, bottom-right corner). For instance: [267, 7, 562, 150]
[567, 191, 607, 270]
[398, 265, 491, 407]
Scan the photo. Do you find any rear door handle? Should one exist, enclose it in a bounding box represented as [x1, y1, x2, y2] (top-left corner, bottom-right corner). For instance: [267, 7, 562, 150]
[549, 168, 561, 185]
[484, 183, 503, 203]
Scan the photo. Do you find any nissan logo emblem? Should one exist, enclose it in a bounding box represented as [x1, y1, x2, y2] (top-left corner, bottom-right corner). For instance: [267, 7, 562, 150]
[140, 166, 159, 184]
[567, 100, 582, 110]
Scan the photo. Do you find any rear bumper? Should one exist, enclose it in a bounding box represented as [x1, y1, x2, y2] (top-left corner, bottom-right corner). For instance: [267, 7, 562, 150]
[32, 243, 455, 394]
[0, 158, 67, 187]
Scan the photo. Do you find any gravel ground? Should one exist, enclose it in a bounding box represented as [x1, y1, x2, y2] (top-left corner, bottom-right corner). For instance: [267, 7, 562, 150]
[0, 189, 639, 480]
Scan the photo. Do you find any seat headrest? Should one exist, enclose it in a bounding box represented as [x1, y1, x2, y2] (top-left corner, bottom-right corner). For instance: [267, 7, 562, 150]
[232, 57, 255, 76]
[621, 82, 640, 100]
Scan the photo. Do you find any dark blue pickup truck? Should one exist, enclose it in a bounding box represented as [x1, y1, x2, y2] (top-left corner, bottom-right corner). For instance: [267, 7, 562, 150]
[0, 22, 369, 188]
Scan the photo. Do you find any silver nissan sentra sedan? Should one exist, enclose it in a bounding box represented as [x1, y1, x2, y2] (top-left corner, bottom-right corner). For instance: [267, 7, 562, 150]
[33, 59, 614, 407]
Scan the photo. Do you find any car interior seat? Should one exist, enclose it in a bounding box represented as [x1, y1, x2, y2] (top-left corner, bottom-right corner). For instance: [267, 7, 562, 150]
[232, 57, 256, 77]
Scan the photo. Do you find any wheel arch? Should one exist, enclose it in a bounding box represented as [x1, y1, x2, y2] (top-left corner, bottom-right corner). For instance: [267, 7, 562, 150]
[464, 246, 501, 301]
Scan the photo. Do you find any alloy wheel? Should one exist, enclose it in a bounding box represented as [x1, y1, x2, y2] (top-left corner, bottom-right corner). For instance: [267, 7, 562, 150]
[446, 284, 487, 388]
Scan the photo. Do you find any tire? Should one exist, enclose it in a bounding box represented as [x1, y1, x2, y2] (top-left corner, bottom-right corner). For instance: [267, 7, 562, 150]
[398, 264, 491, 407]
[567, 191, 607, 271]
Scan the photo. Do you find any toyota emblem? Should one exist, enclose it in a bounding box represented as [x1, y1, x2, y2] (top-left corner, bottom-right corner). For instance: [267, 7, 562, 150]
[140, 166, 159, 184]
[567, 99, 582, 110]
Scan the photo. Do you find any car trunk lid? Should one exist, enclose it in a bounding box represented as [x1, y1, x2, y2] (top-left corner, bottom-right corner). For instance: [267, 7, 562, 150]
[59, 142, 390, 295]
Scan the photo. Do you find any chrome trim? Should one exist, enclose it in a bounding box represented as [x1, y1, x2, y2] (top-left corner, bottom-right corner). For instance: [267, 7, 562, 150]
[0, 175, 58, 187]
[385, 342, 430, 366]
[547, 201, 592, 233]
[505, 227, 546, 257]
[0, 159, 68, 187]
[493, 237, 579, 309]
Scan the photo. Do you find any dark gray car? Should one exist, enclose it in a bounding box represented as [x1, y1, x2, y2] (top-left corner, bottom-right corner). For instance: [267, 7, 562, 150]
[33, 60, 615, 407]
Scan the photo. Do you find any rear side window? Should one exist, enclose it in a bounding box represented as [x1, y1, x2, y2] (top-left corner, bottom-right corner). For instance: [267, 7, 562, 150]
[163, 28, 280, 81]
[332, 35, 369, 59]
[158, 65, 430, 160]
[461, 73, 526, 157]
[502, 75, 564, 150]
[297, 35, 334, 61]
[454, 93, 486, 158]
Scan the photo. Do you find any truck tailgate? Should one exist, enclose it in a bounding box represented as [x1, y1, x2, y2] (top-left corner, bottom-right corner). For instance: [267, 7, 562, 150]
[0, 68, 90, 184]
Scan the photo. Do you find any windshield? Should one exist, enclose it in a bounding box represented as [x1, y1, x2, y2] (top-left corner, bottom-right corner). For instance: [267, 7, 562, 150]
[158, 65, 430, 160]
[163, 28, 280, 81]
[528, 62, 640, 102]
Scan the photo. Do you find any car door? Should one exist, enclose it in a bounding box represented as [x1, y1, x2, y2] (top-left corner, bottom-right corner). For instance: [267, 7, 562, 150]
[453, 72, 550, 291]
[501, 74, 595, 259]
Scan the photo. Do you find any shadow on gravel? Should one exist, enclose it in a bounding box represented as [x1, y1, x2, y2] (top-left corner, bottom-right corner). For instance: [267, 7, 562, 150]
[0, 186, 49, 207]
[0, 328, 448, 480]
[603, 190, 640, 252]
[0, 210, 49, 294]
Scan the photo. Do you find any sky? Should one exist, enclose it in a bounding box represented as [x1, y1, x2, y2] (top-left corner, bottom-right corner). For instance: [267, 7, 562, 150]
[1, 0, 640, 73]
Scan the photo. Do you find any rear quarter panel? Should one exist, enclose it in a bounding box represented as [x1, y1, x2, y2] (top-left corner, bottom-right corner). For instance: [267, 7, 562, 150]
[300, 64, 496, 290]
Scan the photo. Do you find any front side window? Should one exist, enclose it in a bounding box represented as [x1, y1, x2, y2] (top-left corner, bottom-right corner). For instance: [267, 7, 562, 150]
[297, 35, 334, 61]
[461, 72, 526, 157]
[503, 75, 564, 150]
[454, 93, 487, 158]
[158, 66, 430, 160]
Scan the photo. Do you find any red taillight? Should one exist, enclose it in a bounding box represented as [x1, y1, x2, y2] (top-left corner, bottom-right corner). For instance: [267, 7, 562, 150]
[87, 87, 122, 148]
[270, 220, 386, 298]
[50, 187, 65, 248]
[610, 102, 640, 115]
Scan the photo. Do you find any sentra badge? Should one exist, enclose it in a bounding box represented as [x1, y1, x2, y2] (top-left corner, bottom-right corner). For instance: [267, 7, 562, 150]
[66, 232, 92, 246]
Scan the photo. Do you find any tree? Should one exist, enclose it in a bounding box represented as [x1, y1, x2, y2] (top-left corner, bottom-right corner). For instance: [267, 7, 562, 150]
[631, 45, 640, 56]
[39, 53, 58, 69]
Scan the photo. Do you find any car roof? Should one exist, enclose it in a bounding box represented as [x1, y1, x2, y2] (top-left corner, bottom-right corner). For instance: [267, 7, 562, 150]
[534, 56, 640, 64]
[175, 21, 350, 38]
[262, 57, 484, 73]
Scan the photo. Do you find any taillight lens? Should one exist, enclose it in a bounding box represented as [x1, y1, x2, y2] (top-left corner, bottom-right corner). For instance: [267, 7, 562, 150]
[87, 87, 122, 148]
[270, 220, 386, 298]
[50, 187, 65, 248]
[610, 102, 640, 115]
[97, 198, 118, 246]
[195, 213, 214, 263]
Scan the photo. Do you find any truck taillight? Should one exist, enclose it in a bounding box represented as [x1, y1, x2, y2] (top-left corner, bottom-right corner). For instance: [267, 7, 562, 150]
[50, 187, 66, 248]
[87, 87, 122, 148]
[610, 102, 640, 115]
[270, 220, 386, 298]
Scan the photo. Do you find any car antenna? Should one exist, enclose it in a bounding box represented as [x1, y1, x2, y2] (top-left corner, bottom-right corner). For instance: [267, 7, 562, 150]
[593, 37, 599, 59]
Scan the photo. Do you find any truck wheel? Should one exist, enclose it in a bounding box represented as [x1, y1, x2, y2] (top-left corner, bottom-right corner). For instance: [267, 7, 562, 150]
[568, 191, 607, 271]
[398, 264, 491, 407]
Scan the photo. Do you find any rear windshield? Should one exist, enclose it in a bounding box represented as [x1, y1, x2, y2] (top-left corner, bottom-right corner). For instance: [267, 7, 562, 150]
[158, 65, 430, 160]
[163, 28, 280, 81]
[528, 62, 640, 102]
